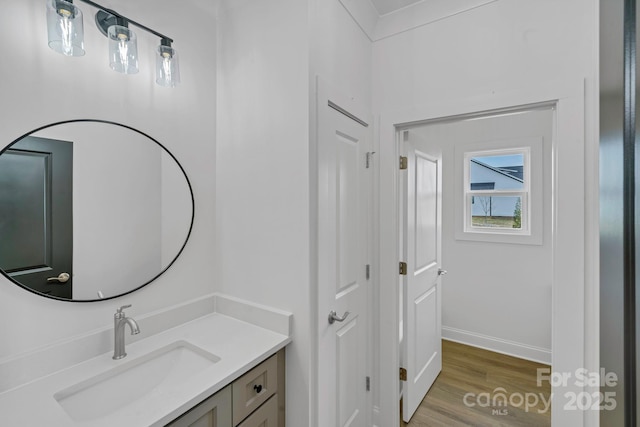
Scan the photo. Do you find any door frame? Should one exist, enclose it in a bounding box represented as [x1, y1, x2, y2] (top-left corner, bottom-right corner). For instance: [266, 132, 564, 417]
[376, 79, 598, 427]
[311, 76, 374, 427]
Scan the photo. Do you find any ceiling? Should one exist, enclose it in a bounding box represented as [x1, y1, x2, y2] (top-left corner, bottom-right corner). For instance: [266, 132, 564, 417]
[341, 0, 497, 41]
[369, 0, 424, 16]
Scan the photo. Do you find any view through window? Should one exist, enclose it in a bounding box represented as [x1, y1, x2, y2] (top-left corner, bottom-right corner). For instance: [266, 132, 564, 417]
[467, 151, 527, 231]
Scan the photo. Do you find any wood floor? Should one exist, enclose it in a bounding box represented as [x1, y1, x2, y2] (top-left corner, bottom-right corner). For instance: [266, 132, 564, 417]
[401, 340, 551, 427]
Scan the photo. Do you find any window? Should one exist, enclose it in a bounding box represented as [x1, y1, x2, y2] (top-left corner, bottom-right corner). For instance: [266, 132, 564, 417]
[452, 114, 546, 245]
[463, 148, 530, 234]
[454, 135, 544, 245]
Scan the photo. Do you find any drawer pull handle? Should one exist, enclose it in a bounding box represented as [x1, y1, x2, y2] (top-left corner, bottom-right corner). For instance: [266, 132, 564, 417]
[254, 384, 263, 393]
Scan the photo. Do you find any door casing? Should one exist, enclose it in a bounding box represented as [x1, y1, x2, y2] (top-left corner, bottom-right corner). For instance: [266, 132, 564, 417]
[376, 79, 595, 427]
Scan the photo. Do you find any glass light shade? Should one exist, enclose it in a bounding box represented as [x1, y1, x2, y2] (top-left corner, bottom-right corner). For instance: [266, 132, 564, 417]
[46, 0, 85, 56]
[156, 45, 180, 87]
[108, 25, 138, 74]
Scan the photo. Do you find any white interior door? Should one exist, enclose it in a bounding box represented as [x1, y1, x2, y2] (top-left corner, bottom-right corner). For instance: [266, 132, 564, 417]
[317, 92, 371, 427]
[402, 131, 443, 422]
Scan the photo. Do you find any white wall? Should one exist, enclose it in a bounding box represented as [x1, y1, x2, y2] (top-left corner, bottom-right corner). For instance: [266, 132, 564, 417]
[310, 0, 373, 108]
[410, 108, 554, 362]
[0, 0, 216, 358]
[215, 1, 372, 425]
[215, 0, 311, 424]
[373, 1, 597, 112]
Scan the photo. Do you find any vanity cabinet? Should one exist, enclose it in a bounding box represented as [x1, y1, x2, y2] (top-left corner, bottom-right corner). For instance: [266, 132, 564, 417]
[167, 349, 285, 427]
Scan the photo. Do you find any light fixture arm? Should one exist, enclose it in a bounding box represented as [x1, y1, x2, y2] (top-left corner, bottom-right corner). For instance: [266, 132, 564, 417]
[76, 0, 173, 43]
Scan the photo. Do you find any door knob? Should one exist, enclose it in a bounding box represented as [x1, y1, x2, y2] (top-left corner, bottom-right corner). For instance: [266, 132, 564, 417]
[47, 272, 70, 283]
[328, 310, 350, 324]
[438, 268, 448, 276]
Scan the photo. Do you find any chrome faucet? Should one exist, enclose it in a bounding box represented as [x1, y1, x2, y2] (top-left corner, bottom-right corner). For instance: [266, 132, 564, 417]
[113, 304, 140, 360]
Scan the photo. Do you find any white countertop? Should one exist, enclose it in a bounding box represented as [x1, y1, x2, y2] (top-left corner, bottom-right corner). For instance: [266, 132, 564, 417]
[0, 296, 291, 427]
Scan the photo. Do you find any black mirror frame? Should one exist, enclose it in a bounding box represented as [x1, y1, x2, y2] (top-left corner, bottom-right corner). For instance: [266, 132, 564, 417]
[0, 119, 195, 302]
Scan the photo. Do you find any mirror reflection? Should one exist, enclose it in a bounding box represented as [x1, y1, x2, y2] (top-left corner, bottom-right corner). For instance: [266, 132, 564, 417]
[0, 120, 194, 301]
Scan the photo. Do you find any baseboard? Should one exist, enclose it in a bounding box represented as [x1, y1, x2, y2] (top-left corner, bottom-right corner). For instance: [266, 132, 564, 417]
[442, 326, 551, 364]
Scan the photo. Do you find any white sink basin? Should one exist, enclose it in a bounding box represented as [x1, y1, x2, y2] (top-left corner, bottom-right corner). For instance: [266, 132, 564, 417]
[53, 340, 220, 421]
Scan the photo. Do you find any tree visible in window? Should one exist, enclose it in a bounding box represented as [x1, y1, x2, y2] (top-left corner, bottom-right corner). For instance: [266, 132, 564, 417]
[477, 196, 492, 224]
[513, 198, 522, 229]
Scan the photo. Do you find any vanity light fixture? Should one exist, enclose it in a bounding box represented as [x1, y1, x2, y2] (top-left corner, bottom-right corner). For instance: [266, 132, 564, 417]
[46, 0, 85, 56]
[107, 20, 138, 74]
[156, 39, 180, 87]
[46, 0, 180, 86]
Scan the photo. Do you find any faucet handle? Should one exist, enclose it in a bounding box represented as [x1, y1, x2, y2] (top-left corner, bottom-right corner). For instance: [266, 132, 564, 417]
[116, 304, 132, 315]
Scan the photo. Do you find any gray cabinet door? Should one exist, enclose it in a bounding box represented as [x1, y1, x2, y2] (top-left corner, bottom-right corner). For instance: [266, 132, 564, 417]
[166, 385, 232, 427]
[236, 395, 278, 427]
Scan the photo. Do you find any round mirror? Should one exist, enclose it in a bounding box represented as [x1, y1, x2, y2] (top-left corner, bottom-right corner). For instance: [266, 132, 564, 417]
[0, 120, 194, 301]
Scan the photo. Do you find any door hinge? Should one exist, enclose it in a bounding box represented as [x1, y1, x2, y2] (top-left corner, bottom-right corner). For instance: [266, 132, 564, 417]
[399, 262, 407, 275]
[366, 376, 371, 391]
[400, 368, 407, 381]
[366, 264, 370, 280]
[366, 151, 375, 169]
[399, 156, 408, 170]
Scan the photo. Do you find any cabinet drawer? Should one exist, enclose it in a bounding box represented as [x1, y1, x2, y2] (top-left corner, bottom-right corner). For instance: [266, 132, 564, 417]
[236, 395, 278, 427]
[232, 353, 278, 425]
